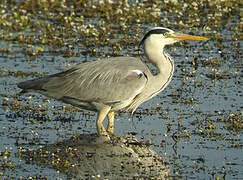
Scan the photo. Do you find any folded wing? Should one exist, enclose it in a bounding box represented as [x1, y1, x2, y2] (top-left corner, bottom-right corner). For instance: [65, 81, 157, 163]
[18, 57, 149, 110]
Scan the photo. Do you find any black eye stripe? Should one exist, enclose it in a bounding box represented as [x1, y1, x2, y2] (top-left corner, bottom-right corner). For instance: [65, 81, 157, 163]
[139, 29, 170, 47]
[146, 29, 170, 36]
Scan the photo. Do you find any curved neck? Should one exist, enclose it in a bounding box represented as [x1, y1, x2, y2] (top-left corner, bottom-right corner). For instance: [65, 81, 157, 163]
[156, 51, 174, 81]
[142, 40, 175, 102]
[144, 43, 174, 81]
[128, 42, 174, 113]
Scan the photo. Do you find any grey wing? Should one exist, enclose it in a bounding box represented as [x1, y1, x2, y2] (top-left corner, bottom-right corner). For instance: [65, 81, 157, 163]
[18, 57, 149, 110]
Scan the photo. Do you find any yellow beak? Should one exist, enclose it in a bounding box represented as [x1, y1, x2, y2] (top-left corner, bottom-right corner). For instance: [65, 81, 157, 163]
[170, 33, 209, 41]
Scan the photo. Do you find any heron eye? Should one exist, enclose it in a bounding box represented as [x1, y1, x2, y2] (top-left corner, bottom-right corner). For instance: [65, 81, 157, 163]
[163, 32, 170, 37]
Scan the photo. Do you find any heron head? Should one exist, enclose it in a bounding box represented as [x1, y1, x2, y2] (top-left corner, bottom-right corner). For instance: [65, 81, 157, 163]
[139, 27, 208, 49]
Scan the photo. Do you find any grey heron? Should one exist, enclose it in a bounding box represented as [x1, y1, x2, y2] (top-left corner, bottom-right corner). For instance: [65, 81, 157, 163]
[18, 27, 208, 137]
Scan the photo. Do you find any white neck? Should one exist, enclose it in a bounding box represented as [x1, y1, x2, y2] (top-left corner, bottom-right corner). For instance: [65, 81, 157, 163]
[144, 40, 174, 95]
[144, 41, 174, 82]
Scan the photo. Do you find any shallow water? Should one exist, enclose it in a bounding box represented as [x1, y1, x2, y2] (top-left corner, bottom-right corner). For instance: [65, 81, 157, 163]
[0, 1, 242, 179]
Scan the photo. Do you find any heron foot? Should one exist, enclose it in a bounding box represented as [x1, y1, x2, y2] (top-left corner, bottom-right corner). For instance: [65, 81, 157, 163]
[96, 106, 111, 138]
[97, 127, 109, 136]
[95, 132, 110, 142]
[106, 123, 114, 135]
[97, 129, 110, 140]
[106, 128, 114, 136]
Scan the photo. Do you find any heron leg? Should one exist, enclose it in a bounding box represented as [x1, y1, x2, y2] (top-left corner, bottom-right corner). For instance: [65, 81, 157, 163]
[107, 111, 115, 135]
[97, 106, 110, 136]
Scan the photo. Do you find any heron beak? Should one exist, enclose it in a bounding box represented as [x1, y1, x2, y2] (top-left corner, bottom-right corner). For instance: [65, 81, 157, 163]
[170, 33, 209, 41]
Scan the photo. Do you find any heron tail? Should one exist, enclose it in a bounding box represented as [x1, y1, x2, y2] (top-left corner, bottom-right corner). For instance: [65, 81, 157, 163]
[17, 78, 48, 93]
